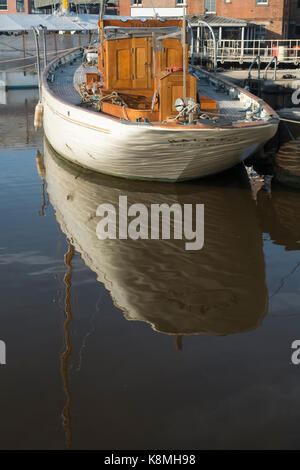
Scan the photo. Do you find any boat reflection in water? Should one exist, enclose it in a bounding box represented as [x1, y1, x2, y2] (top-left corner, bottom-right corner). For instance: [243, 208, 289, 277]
[44, 139, 268, 338]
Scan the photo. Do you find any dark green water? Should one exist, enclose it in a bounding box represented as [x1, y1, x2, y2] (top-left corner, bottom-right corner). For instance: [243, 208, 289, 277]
[1, 90, 300, 450]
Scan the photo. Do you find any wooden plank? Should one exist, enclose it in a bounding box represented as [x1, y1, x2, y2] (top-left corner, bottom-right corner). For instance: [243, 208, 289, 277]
[106, 39, 132, 89]
[159, 71, 197, 121]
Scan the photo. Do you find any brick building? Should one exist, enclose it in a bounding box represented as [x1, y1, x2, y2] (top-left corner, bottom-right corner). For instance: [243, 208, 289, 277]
[0, 0, 120, 15]
[0, 0, 31, 13]
[120, 0, 299, 39]
[217, 0, 289, 39]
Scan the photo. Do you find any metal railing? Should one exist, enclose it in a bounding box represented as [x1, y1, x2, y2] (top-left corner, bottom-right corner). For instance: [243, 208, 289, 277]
[190, 39, 300, 64]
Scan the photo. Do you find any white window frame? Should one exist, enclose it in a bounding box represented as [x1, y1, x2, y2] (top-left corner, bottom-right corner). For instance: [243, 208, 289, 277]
[205, 0, 216, 13]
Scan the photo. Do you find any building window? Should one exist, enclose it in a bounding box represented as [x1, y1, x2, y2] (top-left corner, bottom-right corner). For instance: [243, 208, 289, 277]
[176, 0, 184, 4]
[256, 0, 268, 4]
[205, 0, 216, 13]
[16, 0, 25, 12]
[132, 0, 142, 5]
[255, 25, 266, 39]
[0, 0, 7, 10]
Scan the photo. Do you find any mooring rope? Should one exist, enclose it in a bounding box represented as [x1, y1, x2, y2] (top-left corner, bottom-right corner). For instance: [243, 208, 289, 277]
[0, 46, 78, 65]
[279, 117, 300, 125]
[0, 47, 80, 72]
[78, 84, 129, 120]
[95, 91, 128, 110]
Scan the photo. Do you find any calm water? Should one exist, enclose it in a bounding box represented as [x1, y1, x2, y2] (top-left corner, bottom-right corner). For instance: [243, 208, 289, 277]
[1, 90, 300, 450]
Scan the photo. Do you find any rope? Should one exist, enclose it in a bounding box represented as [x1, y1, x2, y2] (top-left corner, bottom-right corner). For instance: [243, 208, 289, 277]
[78, 82, 94, 104]
[0, 62, 37, 72]
[78, 84, 129, 120]
[0, 46, 78, 65]
[163, 105, 244, 123]
[95, 92, 128, 111]
[279, 117, 300, 125]
[163, 102, 202, 123]
[0, 47, 80, 72]
[0, 39, 35, 56]
[122, 105, 129, 121]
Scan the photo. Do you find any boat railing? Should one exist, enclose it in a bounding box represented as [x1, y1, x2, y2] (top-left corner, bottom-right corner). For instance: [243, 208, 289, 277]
[191, 66, 245, 99]
[190, 65, 278, 121]
[45, 47, 83, 83]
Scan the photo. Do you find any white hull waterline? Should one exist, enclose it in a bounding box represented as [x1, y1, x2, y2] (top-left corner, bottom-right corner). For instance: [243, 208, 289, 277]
[42, 49, 279, 182]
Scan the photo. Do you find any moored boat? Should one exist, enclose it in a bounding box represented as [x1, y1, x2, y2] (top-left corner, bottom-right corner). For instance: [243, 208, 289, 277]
[42, 16, 279, 182]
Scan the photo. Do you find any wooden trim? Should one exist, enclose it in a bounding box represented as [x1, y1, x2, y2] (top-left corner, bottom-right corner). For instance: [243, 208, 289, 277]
[43, 49, 278, 132]
[100, 19, 182, 28]
[46, 100, 111, 134]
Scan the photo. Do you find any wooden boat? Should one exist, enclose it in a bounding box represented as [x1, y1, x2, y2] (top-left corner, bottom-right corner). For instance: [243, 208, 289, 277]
[42, 16, 279, 182]
[43, 139, 268, 336]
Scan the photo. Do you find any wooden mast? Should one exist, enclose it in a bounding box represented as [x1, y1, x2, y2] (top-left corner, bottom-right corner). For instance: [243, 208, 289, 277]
[99, 0, 105, 66]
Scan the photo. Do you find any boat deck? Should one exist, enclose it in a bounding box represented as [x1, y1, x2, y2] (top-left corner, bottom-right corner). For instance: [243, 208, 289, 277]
[48, 59, 83, 106]
[199, 82, 248, 121]
[48, 59, 249, 123]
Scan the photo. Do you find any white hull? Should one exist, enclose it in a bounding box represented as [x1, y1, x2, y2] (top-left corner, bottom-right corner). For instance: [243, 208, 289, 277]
[42, 54, 278, 182]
